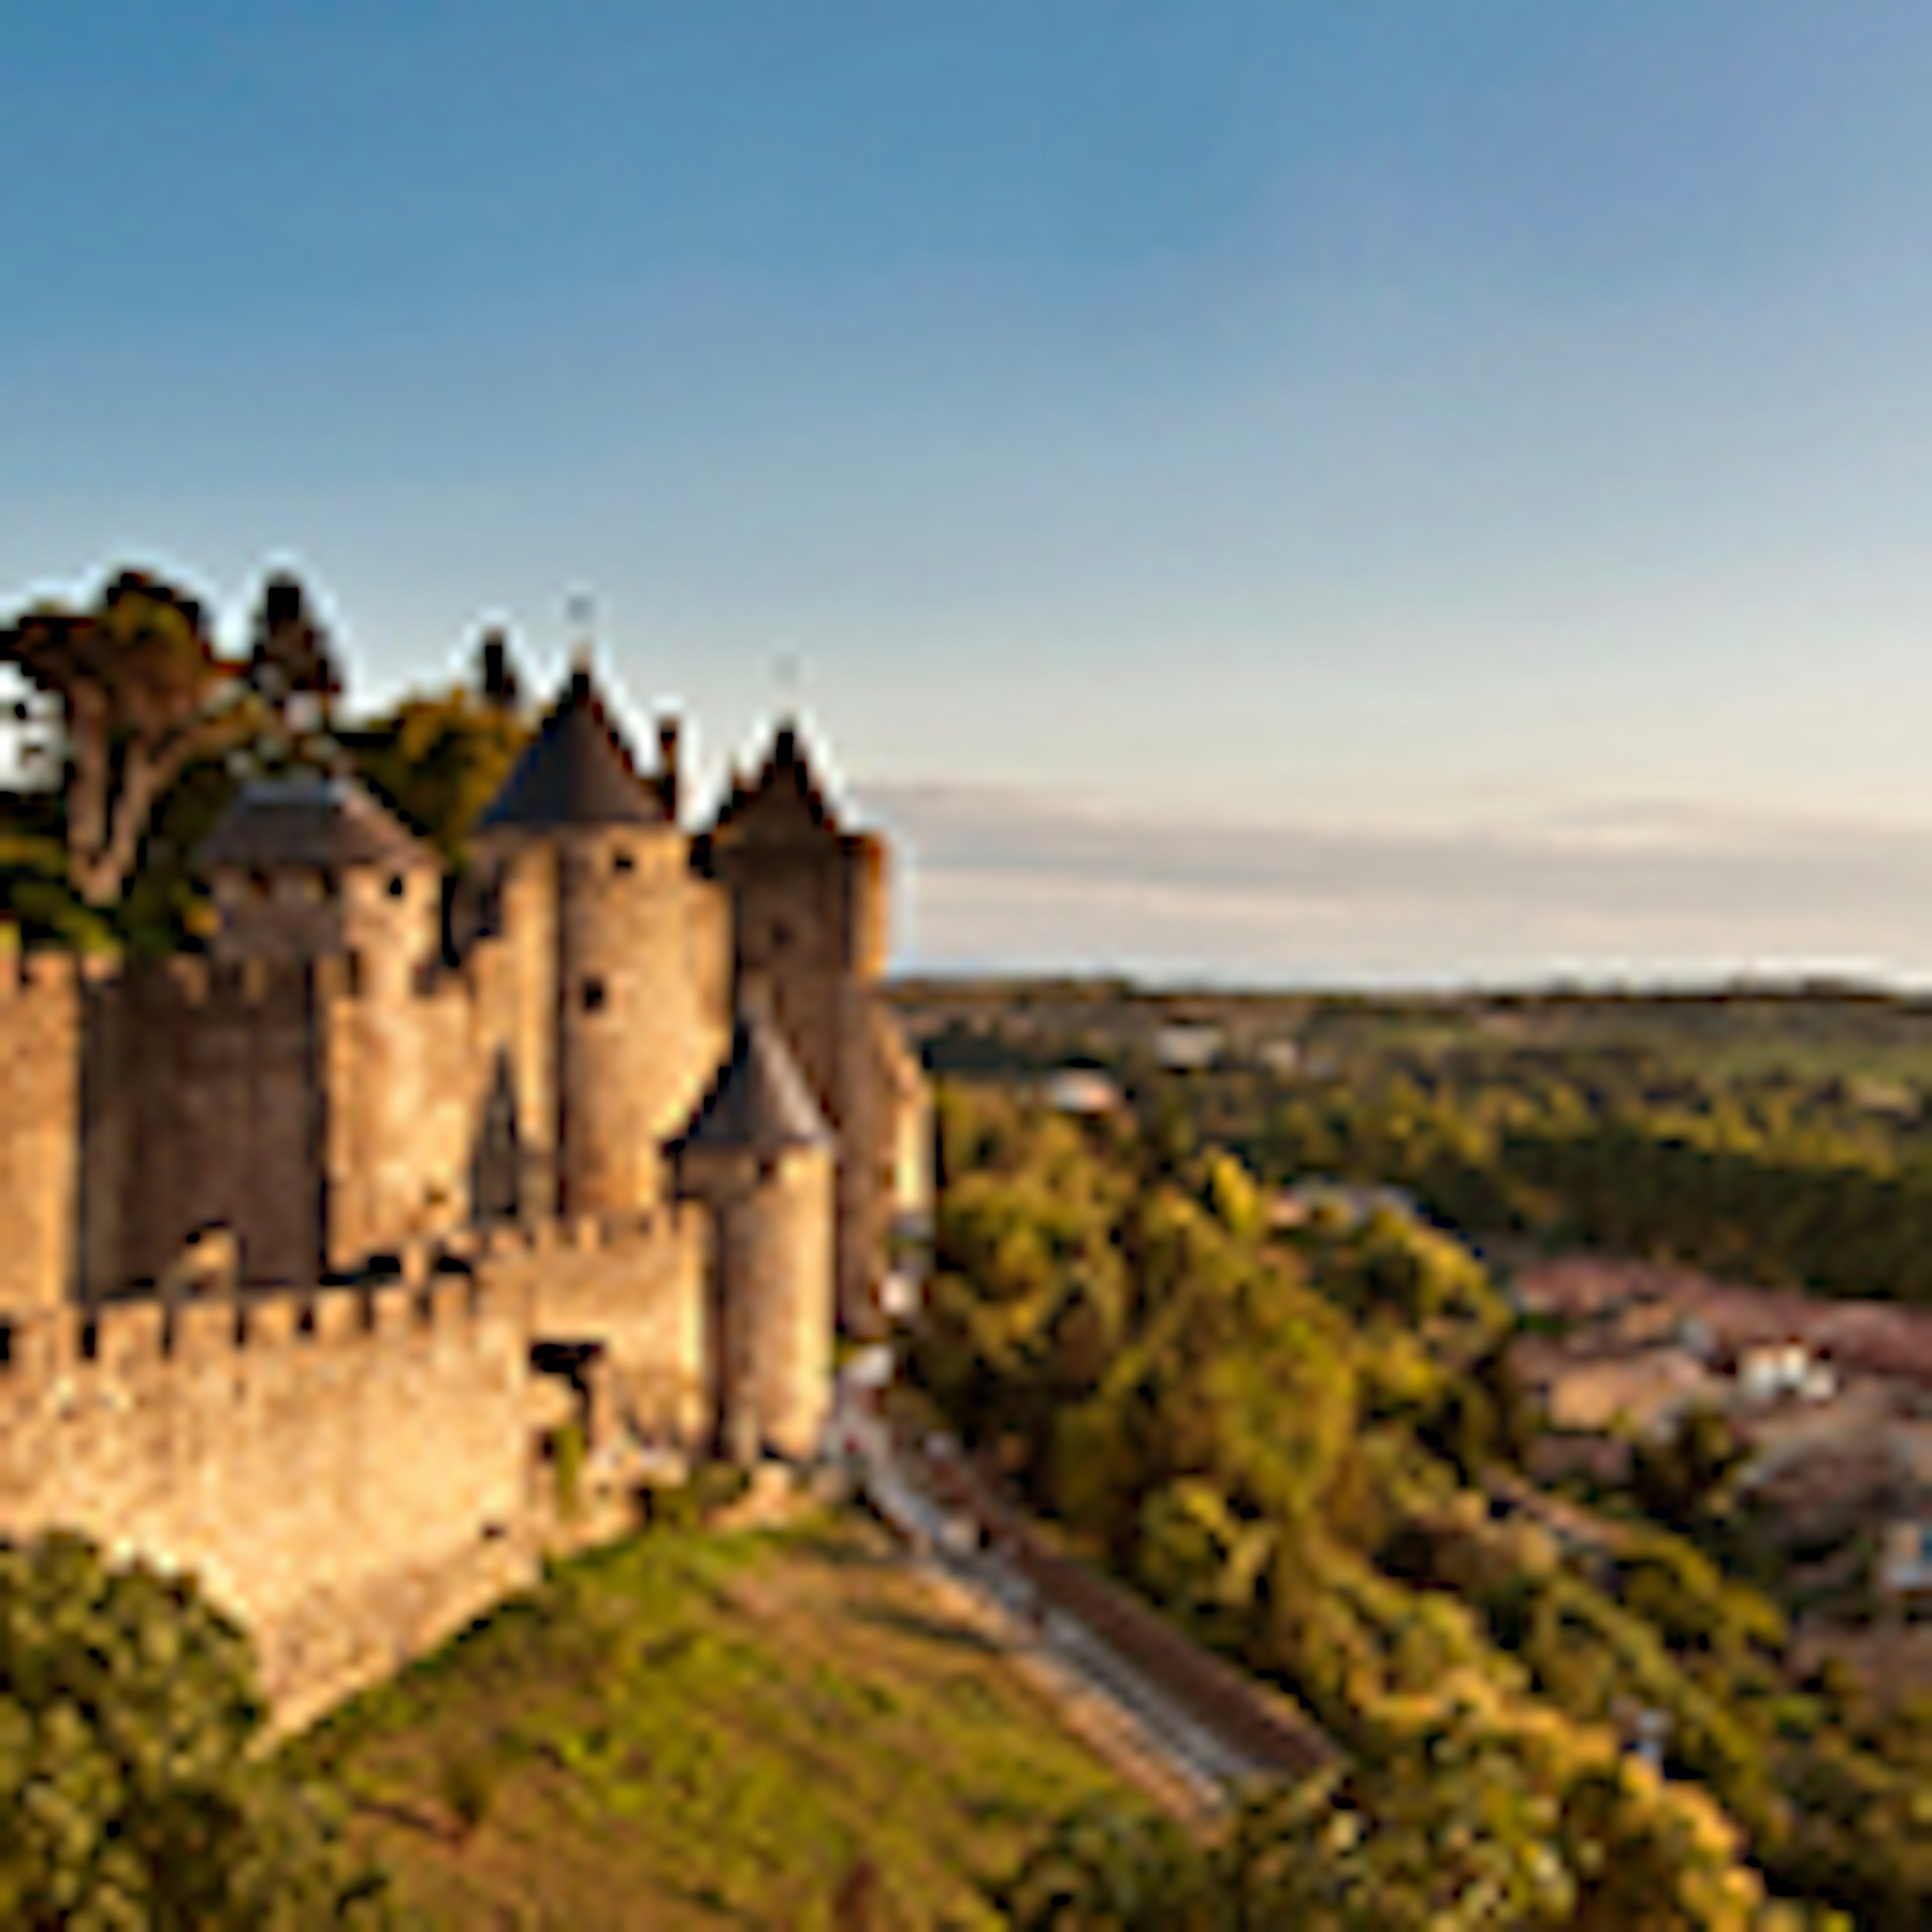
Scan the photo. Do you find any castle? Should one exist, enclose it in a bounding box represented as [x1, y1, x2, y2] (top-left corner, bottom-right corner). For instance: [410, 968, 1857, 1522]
[0, 660, 930, 1725]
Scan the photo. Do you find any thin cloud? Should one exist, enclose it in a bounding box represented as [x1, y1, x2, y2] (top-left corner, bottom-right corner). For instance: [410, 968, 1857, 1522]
[862, 780, 1932, 986]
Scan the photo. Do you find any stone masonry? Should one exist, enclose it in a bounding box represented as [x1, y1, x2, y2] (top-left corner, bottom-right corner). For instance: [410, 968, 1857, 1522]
[0, 662, 929, 1722]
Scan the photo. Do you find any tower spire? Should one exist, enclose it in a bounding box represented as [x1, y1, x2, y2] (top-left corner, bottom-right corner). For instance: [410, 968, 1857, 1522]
[567, 591, 597, 695]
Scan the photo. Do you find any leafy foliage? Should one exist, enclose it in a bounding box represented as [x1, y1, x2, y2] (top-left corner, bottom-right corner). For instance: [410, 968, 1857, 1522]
[920, 1084, 1920, 1927]
[999, 1696, 1808, 1930]
[347, 689, 527, 870]
[0, 570, 259, 908]
[0, 564, 531, 956]
[1257, 1060, 1932, 1307]
[0, 1531, 389, 1928]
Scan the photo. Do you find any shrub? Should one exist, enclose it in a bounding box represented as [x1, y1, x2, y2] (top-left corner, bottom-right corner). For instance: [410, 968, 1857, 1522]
[0, 1530, 391, 1927]
[437, 1747, 497, 1840]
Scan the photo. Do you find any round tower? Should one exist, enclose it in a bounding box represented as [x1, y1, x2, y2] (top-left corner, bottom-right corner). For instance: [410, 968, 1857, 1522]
[696, 719, 896, 1337]
[475, 666, 729, 1220]
[673, 996, 835, 1464]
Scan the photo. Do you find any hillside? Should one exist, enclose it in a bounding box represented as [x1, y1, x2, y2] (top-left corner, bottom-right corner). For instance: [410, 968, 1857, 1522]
[285, 1513, 1145, 1931]
[891, 975, 1932, 1090]
[910, 1080, 1932, 1924]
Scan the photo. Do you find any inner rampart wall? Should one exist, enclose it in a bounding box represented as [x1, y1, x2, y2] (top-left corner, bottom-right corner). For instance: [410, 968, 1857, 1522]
[83, 958, 328, 1292]
[323, 963, 475, 1266]
[67, 930, 556, 1292]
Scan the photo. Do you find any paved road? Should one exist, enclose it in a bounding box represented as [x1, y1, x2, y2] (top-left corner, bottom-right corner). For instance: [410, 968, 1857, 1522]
[830, 1383, 1327, 1812]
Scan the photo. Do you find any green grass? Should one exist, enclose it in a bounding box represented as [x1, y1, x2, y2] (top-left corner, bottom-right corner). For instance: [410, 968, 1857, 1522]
[285, 1513, 1142, 1929]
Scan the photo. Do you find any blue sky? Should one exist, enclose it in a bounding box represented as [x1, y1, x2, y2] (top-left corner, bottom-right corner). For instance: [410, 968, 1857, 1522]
[8, 4, 1932, 983]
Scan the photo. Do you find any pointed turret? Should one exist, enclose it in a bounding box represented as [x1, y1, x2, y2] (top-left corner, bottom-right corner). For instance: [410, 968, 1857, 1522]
[696, 715, 895, 1335]
[673, 994, 835, 1464]
[476, 665, 665, 833]
[471, 662, 731, 1221]
[675, 1000, 833, 1158]
[705, 717, 844, 846]
[197, 770, 433, 875]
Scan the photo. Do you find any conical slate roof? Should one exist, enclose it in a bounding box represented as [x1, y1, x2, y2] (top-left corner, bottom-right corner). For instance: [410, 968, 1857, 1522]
[707, 719, 843, 844]
[196, 772, 434, 874]
[477, 667, 666, 833]
[676, 1005, 832, 1156]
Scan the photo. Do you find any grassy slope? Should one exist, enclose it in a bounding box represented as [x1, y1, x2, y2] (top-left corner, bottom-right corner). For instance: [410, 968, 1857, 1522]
[286, 1514, 1141, 1930]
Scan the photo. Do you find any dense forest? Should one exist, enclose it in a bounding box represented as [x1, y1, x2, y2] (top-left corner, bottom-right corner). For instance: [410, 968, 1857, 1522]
[1246, 1054, 1932, 1304]
[917, 1084, 1932, 1927]
[905, 971, 1932, 1303]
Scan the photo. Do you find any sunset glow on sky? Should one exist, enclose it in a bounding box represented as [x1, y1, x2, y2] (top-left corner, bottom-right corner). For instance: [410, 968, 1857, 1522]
[9, 5, 1932, 982]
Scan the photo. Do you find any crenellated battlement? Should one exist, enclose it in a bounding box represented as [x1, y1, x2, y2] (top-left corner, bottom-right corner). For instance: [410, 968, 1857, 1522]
[468, 1203, 698, 1264]
[0, 1264, 545, 1737]
[91, 948, 479, 1020]
[0, 1197, 700, 1409]
[0, 941, 373, 1022]
[123, 952, 323, 1013]
[0, 664, 912, 1730]
[0, 1272, 512, 1418]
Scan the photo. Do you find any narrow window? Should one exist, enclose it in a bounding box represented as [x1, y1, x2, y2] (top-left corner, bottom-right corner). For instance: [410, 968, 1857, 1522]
[582, 978, 607, 1014]
[612, 848, 635, 875]
[387, 872, 407, 899]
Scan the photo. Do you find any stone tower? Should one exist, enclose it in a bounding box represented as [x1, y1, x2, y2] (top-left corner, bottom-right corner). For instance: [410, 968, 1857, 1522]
[197, 771, 442, 983]
[696, 721, 894, 1334]
[474, 666, 730, 1221]
[672, 996, 836, 1463]
[194, 772, 446, 1273]
[76, 773, 448, 1291]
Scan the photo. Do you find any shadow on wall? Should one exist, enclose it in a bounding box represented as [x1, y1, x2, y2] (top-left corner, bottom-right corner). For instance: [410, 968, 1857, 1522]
[471, 1049, 520, 1226]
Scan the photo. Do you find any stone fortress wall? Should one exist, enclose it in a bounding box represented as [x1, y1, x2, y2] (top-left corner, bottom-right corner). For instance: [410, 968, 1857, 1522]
[0, 1213, 708, 1732]
[0, 944, 725, 1726]
[0, 1275, 532, 1734]
[70, 942, 516, 1300]
[0, 665, 930, 1724]
[0, 946, 86, 1315]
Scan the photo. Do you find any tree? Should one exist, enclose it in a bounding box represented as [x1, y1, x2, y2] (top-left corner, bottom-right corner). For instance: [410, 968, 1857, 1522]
[999, 1703, 1783, 1931]
[992, 1798, 1221, 1930]
[1632, 1409, 1749, 1535]
[0, 571, 255, 906]
[347, 688, 528, 868]
[0, 1530, 389, 1927]
[244, 574, 343, 735]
